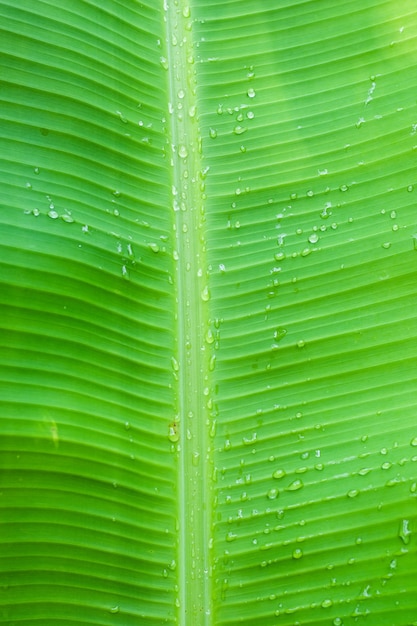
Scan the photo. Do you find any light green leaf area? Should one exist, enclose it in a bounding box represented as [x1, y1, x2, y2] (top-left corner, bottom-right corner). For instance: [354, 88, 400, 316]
[1, 1, 417, 625]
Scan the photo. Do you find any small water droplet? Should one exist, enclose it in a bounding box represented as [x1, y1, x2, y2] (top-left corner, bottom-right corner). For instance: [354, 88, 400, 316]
[273, 328, 287, 342]
[292, 548, 303, 559]
[267, 488, 278, 500]
[226, 531, 237, 542]
[233, 125, 247, 135]
[178, 145, 188, 158]
[347, 489, 359, 498]
[209, 128, 217, 139]
[399, 519, 411, 544]
[48, 210, 59, 219]
[321, 599, 333, 609]
[286, 479, 303, 491]
[339, 184, 349, 192]
[272, 469, 286, 480]
[201, 285, 210, 301]
[109, 605, 119, 614]
[247, 88, 256, 98]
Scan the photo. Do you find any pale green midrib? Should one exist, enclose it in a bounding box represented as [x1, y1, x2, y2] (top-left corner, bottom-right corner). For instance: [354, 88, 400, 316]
[164, 3, 213, 625]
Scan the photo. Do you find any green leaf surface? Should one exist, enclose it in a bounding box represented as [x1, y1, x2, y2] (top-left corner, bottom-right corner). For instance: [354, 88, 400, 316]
[1, 1, 417, 625]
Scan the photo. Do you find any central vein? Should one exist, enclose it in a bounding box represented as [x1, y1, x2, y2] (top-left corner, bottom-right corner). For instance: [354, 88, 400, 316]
[164, 3, 213, 624]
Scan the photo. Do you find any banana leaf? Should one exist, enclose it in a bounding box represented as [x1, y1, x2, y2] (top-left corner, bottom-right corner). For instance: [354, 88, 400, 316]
[1, 1, 417, 624]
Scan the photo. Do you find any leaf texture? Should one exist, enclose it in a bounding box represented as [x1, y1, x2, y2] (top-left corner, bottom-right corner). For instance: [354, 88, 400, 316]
[1, 1, 417, 625]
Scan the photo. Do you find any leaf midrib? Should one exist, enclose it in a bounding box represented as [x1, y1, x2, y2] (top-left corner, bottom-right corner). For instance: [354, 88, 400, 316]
[165, 3, 213, 623]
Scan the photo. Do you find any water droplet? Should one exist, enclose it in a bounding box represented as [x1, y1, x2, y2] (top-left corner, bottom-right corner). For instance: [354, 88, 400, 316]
[333, 618, 343, 626]
[247, 88, 256, 98]
[339, 184, 349, 192]
[47, 210, 59, 219]
[109, 605, 119, 614]
[321, 599, 333, 609]
[61, 213, 74, 223]
[209, 128, 217, 139]
[32, 208, 40, 217]
[267, 488, 278, 500]
[286, 479, 303, 491]
[308, 233, 319, 244]
[272, 469, 286, 480]
[292, 548, 303, 559]
[273, 328, 287, 342]
[148, 242, 160, 253]
[168, 422, 179, 443]
[399, 519, 411, 544]
[226, 531, 237, 542]
[201, 285, 210, 301]
[178, 145, 188, 158]
[233, 125, 247, 135]
[410, 437, 417, 447]
[347, 489, 359, 498]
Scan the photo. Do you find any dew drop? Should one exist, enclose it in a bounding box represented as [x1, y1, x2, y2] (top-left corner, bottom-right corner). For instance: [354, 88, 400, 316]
[201, 285, 210, 301]
[148, 242, 160, 253]
[286, 479, 303, 491]
[178, 145, 188, 158]
[47, 210, 59, 219]
[321, 599, 333, 609]
[109, 605, 119, 614]
[209, 128, 217, 139]
[247, 88, 256, 98]
[274, 328, 287, 342]
[399, 519, 411, 544]
[308, 233, 319, 244]
[410, 437, 417, 447]
[272, 469, 286, 480]
[168, 423, 179, 443]
[233, 125, 247, 135]
[292, 548, 303, 559]
[267, 488, 278, 500]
